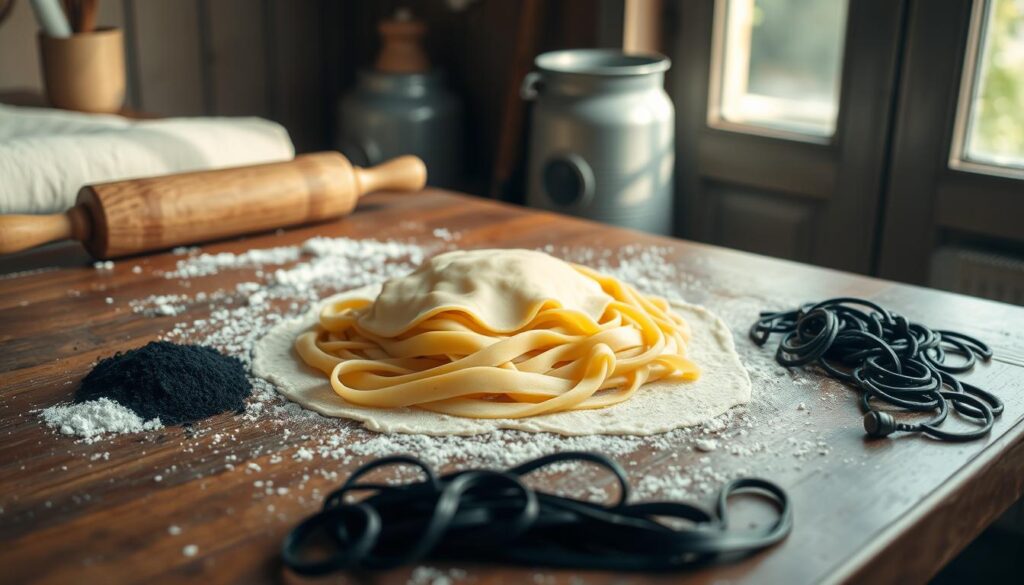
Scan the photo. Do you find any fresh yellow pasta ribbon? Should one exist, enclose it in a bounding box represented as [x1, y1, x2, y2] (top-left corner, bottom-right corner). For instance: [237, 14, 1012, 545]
[294, 263, 699, 418]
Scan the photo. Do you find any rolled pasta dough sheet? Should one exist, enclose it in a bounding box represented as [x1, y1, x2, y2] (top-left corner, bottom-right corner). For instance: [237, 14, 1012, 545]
[252, 284, 751, 436]
[358, 249, 612, 336]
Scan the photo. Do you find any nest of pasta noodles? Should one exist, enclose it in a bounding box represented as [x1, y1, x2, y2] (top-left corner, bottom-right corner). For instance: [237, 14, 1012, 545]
[294, 249, 699, 418]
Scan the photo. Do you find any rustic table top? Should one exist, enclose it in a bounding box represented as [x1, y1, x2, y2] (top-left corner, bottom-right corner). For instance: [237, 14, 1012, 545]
[1, 190, 1022, 585]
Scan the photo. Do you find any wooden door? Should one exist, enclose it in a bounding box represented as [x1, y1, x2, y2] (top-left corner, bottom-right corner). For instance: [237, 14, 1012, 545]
[668, 0, 904, 273]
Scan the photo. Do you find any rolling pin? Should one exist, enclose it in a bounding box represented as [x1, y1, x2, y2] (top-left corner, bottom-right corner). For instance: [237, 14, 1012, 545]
[0, 152, 427, 259]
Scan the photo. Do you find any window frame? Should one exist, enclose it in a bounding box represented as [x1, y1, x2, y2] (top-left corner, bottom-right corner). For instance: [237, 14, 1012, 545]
[948, 0, 1024, 180]
[706, 0, 851, 145]
[878, 0, 1024, 286]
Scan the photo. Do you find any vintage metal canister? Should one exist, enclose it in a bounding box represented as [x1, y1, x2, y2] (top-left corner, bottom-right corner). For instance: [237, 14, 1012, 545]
[336, 12, 464, 188]
[338, 71, 463, 188]
[523, 49, 674, 234]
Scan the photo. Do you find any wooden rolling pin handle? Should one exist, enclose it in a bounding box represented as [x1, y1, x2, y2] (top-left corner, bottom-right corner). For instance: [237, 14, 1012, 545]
[353, 155, 428, 197]
[0, 205, 91, 255]
[0, 153, 426, 259]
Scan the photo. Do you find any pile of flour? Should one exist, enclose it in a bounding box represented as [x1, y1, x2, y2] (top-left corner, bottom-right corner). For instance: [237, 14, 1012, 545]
[41, 398, 163, 444]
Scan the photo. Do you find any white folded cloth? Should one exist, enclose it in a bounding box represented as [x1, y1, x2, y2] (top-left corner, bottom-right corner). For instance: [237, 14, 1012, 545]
[0, 104, 295, 214]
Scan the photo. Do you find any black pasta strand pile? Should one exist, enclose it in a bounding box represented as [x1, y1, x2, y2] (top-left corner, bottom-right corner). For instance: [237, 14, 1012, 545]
[76, 341, 251, 425]
[750, 297, 1003, 442]
[282, 452, 792, 575]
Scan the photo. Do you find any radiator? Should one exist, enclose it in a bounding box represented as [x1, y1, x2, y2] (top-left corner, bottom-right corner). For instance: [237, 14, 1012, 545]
[930, 246, 1024, 306]
[932, 245, 1024, 533]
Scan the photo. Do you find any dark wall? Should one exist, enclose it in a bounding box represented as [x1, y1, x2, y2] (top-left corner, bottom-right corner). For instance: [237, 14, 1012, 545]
[327, 0, 622, 196]
[0, 0, 621, 197]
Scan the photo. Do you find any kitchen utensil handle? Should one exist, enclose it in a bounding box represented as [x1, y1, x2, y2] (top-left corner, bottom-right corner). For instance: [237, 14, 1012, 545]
[353, 155, 428, 196]
[30, 0, 71, 37]
[0, 205, 90, 254]
[521, 71, 543, 101]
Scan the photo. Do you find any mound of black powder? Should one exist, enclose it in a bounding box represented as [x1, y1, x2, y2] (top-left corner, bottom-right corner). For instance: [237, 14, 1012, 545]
[75, 341, 252, 425]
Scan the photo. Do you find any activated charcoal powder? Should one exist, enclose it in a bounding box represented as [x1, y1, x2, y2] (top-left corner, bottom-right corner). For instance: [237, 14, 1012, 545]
[75, 341, 251, 425]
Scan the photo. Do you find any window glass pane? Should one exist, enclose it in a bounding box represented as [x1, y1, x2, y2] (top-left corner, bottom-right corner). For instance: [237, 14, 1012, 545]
[717, 0, 848, 137]
[963, 0, 1024, 169]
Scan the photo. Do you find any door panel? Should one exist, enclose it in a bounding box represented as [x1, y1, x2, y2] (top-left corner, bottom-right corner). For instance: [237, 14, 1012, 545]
[698, 130, 836, 199]
[712, 184, 816, 262]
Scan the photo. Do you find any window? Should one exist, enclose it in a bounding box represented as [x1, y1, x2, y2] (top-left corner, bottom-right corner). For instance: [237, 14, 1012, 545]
[710, 0, 849, 139]
[954, 0, 1024, 174]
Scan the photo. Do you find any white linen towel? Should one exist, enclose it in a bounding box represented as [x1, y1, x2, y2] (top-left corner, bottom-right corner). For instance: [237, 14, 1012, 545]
[0, 104, 295, 214]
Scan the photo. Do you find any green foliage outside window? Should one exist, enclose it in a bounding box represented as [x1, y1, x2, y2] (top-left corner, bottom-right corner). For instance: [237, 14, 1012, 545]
[967, 0, 1024, 167]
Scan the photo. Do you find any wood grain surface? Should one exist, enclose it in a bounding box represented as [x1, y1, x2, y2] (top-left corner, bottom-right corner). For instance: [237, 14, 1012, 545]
[1, 190, 1022, 585]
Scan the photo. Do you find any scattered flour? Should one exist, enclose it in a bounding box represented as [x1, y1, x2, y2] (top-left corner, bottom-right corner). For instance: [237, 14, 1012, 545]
[150, 236, 429, 361]
[25, 229, 834, 568]
[131, 294, 190, 317]
[165, 246, 302, 278]
[41, 398, 163, 443]
[104, 236, 801, 483]
[431, 227, 460, 242]
[695, 438, 719, 452]
[36, 235, 810, 481]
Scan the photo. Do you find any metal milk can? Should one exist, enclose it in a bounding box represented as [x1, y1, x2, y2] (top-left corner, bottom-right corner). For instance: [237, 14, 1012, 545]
[522, 50, 674, 234]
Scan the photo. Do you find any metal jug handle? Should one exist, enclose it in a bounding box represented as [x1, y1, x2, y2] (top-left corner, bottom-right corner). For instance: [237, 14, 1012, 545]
[521, 71, 544, 101]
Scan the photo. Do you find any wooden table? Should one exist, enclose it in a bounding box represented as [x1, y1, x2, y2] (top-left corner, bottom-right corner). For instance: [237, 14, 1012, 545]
[1, 190, 1022, 584]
